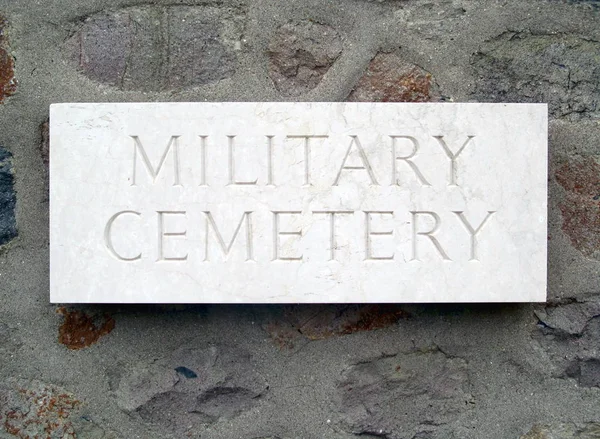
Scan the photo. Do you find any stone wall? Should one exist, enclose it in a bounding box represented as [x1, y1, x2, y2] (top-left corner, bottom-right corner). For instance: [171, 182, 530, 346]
[0, 0, 599, 438]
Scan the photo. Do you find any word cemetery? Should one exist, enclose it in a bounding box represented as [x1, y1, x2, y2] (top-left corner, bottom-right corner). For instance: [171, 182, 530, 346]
[50, 103, 547, 303]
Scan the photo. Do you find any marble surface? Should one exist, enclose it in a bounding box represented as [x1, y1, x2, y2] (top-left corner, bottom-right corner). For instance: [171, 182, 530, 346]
[49, 103, 547, 303]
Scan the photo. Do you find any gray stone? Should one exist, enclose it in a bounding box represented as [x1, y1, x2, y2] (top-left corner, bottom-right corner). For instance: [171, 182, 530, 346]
[390, 0, 467, 28]
[535, 301, 600, 386]
[521, 423, 600, 438]
[267, 20, 342, 96]
[535, 301, 600, 336]
[113, 344, 268, 435]
[67, 5, 244, 90]
[563, 0, 600, 8]
[561, 316, 600, 388]
[0, 146, 16, 246]
[336, 349, 472, 439]
[471, 32, 600, 120]
[166, 7, 237, 88]
[578, 359, 600, 387]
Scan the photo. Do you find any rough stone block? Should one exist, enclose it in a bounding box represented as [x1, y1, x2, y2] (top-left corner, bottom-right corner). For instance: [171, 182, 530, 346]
[472, 32, 600, 120]
[337, 349, 472, 438]
[67, 5, 244, 91]
[555, 156, 600, 259]
[348, 52, 438, 102]
[112, 345, 268, 435]
[0, 16, 16, 102]
[0, 146, 16, 246]
[268, 20, 342, 96]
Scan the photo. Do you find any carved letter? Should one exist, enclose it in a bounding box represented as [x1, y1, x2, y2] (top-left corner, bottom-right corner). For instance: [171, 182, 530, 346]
[287, 135, 328, 186]
[199, 135, 208, 186]
[266, 135, 275, 186]
[104, 210, 141, 261]
[227, 135, 258, 185]
[157, 211, 188, 262]
[204, 211, 254, 261]
[131, 135, 181, 186]
[313, 211, 353, 261]
[272, 211, 303, 261]
[411, 211, 450, 261]
[390, 136, 430, 186]
[434, 135, 474, 186]
[453, 211, 495, 260]
[364, 211, 395, 260]
[334, 136, 379, 185]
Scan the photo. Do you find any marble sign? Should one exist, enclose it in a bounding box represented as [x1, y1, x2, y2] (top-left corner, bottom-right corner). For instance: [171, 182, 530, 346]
[50, 103, 547, 303]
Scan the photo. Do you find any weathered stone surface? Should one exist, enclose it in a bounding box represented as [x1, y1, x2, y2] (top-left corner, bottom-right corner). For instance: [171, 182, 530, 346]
[67, 5, 244, 90]
[265, 304, 408, 348]
[535, 300, 600, 386]
[535, 301, 600, 336]
[268, 20, 342, 96]
[0, 16, 16, 103]
[166, 7, 238, 89]
[264, 320, 305, 350]
[563, 0, 600, 8]
[566, 358, 600, 388]
[472, 32, 600, 120]
[348, 52, 438, 102]
[0, 146, 16, 246]
[0, 378, 118, 439]
[559, 313, 600, 387]
[0, 378, 81, 438]
[521, 423, 600, 439]
[555, 156, 600, 259]
[113, 345, 268, 435]
[57, 307, 116, 350]
[336, 349, 472, 438]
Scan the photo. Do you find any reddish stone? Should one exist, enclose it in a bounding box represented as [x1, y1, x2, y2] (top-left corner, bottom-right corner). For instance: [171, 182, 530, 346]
[263, 322, 302, 349]
[0, 16, 16, 103]
[57, 307, 115, 350]
[265, 304, 408, 347]
[555, 157, 600, 258]
[268, 20, 343, 97]
[67, 6, 242, 90]
[348, 52, 437, 102]
[0, 379, 81, 438]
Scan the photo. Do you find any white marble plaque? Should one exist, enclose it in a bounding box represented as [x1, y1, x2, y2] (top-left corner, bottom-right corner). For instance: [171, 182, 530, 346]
[50, 103, 547, 303]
